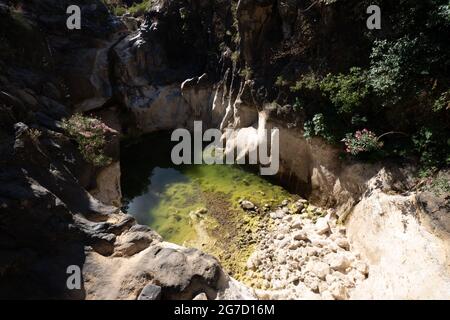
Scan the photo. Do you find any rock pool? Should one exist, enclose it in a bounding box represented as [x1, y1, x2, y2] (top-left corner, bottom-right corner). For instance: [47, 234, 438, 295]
[121, 132, 297, 276]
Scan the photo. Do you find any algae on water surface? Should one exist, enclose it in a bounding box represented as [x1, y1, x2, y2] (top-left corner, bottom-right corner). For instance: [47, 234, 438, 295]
[121, 132, 297, 277]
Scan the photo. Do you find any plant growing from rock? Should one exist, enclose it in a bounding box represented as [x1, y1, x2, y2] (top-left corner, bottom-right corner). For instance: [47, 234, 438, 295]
[62, 113, 113, 167]
[343, 129, 383, 156]
[303, 113, 335, 143]
[320, 67, 370, 114]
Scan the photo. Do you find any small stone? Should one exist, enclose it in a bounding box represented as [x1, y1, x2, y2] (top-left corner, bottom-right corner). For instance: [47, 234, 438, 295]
[308, 261, 331, 280]
[196, 208, 208, 214]
[293, 230, 308, 241]
[315, 217, 330, 235]
[270, 209, 285, 219]
[288, 241, 299, 250]
[327, 253, 351, 272]
[138, 284, 161, 300]
[329, 282, 348, 300]
[279, 238, 290, 248]
[335, 238, 350, 250]
[281, 199, 289, 206]
[193, 293, 208, 300]
[241, 200, 256, 210]
[336, 226, 346, 235]
[291, 220, 303, 229]
[277, 255, 287, 264]
[348, 269, 366, 282]
[354, 261, 369, 275]
[321, 290, 334, 300]
[304, 275, 320, 293]
[318, 280, 329, 294]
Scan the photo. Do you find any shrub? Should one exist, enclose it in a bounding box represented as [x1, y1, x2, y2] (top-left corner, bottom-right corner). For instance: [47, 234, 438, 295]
[433, 90, 450, 112]
[427, 176, 450, 196]
[343, 129, 383, 156]
[320, 67, 370, 114]
[412, 127, 450, 168]
[290, 73, 321, 92]
[303, 113, 335, 143]
[240, 67, 253, 79]
[62, 114, 113, 167]
[275, 75, 289, 87]
[292, 97, 304, 113]
[368, 37, 418, 103]
[103, 0, 153, 17]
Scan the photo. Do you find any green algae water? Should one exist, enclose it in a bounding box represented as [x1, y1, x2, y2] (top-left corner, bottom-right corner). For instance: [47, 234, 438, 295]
[121, 132, 296, 275]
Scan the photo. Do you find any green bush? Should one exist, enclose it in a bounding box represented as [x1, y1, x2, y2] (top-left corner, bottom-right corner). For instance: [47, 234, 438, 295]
[412, 127, 450, 169]
[103, 0, 152, 16]
[433, 90, 450, 112]
[290, 73, 321, 92]
[320, 67, 370, 114]
[368, 37, 418, 103]
[303, 113, 335, 143]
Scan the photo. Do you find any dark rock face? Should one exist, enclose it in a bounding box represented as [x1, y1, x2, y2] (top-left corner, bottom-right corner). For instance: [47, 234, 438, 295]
[0, 0, 248, 300]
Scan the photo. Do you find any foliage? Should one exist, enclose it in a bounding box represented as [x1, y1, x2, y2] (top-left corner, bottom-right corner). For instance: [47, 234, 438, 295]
[62, 114, 113, 167]
[287, 0, 450, 167]
[412, 127, 450, 168]
[29, 128, 42, 142]
[292, 97, 304, 113]
[433, 90, 450, 112]
[368, 37, 418, 103]
[320, 67, 370, 114]
[103, 0, 152, 16]
[343, 129, 383, 156]
[290, 73, 321, 92]
[303, 113, 335, 143]
[275, 76, 289, 87]
[240, 67, 253, 79]
[426, 176, 450, 196]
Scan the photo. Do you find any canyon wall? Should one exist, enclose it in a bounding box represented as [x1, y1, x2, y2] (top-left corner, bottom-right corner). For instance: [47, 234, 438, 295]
[0, 0, 253, 300]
